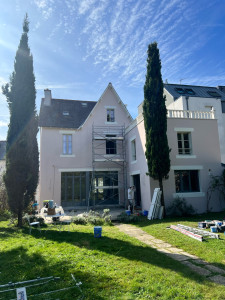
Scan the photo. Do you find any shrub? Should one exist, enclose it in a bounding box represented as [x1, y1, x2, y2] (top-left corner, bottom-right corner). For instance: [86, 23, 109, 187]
[0, 209, 11, 221]
[72, 209, 112, 225]
[0, 173, 8, 212]
[167, 197, 195, 217]
[72, 215, 88, 225]
[116, 212, 139, 223]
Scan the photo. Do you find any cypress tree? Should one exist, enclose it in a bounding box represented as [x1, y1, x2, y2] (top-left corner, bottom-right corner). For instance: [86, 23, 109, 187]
[143, 42, 170, 210]
[2, 14, 39, 227]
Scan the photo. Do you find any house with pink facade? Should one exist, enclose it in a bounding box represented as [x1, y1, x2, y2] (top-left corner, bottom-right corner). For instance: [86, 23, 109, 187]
[39, 83, 225, 214]
[39, 83, 132, 209]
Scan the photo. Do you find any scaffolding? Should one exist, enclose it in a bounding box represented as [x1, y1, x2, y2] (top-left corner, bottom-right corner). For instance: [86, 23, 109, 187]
[88, 125, 126, 207]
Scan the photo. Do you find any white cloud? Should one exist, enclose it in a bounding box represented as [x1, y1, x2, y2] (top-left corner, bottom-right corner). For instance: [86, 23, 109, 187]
[0, 120, 8, 127]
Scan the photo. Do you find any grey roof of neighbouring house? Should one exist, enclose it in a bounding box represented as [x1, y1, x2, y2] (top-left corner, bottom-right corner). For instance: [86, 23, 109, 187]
[39, 98, 97, 129]
[0, 141, 6, 160]
[164, 83, 225, 101]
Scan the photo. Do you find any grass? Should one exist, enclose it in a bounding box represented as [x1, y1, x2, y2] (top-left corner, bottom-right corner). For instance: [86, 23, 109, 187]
[0, 215, 224, 299]
[133, 211, 225, 267]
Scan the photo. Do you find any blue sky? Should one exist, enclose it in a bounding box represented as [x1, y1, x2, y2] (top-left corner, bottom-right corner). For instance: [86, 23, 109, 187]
[0, 0, 225, 140]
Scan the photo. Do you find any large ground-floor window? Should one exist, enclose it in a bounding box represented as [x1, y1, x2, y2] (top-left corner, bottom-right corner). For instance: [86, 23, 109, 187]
[61, 171, 119, 207]
[174, 170, 200, 193]
[93, 171, 119, 205]
[61, 172, 89, 207]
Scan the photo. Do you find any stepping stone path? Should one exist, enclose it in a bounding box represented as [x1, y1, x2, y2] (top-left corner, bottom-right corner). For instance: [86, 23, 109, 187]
[115, 223, 225, 286]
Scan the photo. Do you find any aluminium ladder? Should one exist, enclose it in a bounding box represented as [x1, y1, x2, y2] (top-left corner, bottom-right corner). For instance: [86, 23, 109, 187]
[170, 224, 219, 242]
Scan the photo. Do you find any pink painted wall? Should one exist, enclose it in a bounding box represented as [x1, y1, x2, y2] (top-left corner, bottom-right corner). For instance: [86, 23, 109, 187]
[39, 84, 132, 206]
[126, 115, 224, 213]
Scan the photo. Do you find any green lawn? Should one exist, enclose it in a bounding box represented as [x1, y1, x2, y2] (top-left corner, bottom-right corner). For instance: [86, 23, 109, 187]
[0, 216, 225, 299]
[133, 211, 225, 267]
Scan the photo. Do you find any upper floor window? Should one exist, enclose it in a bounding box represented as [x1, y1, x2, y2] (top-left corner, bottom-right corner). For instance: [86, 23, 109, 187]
[131, 139, 136, 161]
[175, 170, 200, 193]
[106, 135, 116, 154]
[63, 134, 72, 155]
[107, 109, 115, 122]
[177, 132, 192, 155]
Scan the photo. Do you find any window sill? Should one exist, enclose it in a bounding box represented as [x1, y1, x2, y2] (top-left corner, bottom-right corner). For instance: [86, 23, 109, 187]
[176, 155, 196, 159]
[105, 121, 118, 125]
[60, 154, 75, 157]
[131, 160, 137, 164]
[173, 192, 205, 198]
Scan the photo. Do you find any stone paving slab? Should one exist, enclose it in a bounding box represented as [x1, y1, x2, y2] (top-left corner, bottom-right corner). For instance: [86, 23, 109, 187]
[209, 275, 225, 285]
[181, 261, 211, 276]
[192, 259, 208, 265]
[205, 264, 225, 274]
[165, 253, 191, 262]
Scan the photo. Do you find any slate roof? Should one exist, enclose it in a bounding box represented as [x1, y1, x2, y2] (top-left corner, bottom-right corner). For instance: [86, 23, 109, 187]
[164, 83, 225, 101]
[0, 141, 6, 160]
[39, 99, 97, 129]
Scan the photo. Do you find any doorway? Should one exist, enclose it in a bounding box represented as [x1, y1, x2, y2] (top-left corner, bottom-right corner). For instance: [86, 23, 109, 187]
[133, 174, 141, 207]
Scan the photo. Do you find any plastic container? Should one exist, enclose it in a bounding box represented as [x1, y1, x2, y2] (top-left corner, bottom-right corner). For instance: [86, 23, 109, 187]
[125, 210, 131, 216]
[94, 226, 102, 238]
[198, 222, 206, 228]
[143, 210, 148, 216]
[210, 226, 218, 233]
[48, 200, 54, 209]
[215, 221, 222, 227]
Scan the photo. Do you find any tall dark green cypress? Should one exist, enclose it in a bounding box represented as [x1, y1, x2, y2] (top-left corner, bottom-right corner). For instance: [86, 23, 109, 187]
[143, 42, 170, 210]
[2, 15, 39, 227]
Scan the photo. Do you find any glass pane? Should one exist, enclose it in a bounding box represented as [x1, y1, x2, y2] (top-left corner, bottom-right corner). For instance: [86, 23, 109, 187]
[183, 133, 189, 140]
[67, 176, 73, 202]
[68, 140, 72, 154]
[175, 171, 181, 192]
[177, 133, 181, 140]
[190, 170, 200, 192]
[61, 175, 66, 202]
[181, 171, 190, 192]
[74, 176, 80, 203]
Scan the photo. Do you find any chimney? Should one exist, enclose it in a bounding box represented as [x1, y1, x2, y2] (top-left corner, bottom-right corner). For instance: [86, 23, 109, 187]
[44, 89, 52, 106]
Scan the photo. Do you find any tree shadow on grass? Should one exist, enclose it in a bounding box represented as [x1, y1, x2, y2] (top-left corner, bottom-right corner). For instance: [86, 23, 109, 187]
[0, 246, 115, 300]
[23, 226, 225, 288]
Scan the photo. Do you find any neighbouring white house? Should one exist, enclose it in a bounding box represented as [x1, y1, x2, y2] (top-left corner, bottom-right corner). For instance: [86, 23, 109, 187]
[164, 84, 225, 164]
[0, 141, 6, 177]
[38, 82, 225, 214]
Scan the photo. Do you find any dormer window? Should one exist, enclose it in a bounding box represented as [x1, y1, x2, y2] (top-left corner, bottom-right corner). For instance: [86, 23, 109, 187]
[81, 103, 87, 107]
[207, 91, 221, 98]
[175, 88, 186, 95]
[63, 111, 69, 116]
[185, 88, 195, 95]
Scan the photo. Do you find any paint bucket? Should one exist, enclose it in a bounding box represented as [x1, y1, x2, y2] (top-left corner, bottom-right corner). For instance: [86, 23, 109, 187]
[125, 210, 131, 216]
[198, 222, 206, 228]
[143, 210, 148, 216]
[94, 226, 102, 238]
[210, 226, 218, 233]
[48, 200, 54, 209]
[215, 221, 222, 227]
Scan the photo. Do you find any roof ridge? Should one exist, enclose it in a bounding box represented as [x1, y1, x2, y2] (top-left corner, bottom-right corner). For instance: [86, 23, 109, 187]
[164, 83, 221, 89]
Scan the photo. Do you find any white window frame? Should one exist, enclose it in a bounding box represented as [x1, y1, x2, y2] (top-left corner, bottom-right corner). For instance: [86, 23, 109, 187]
[177, 132, 192, 155]
[107, 108, 115, 122]
[172, 165, 204, 198]
[63, 134, 72, 155]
